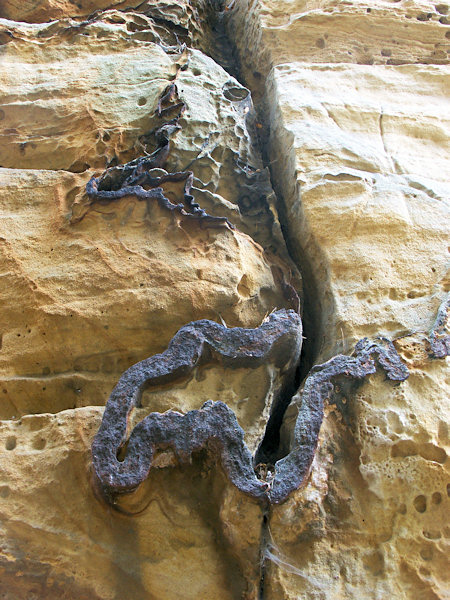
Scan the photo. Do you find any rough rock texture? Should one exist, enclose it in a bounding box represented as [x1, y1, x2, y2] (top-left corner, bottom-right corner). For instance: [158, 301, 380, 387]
[0, 408, 258, 599]
[0, 165, 295, 420]
[0, 0, 208, 32]
[227, 1, 450, 598]
[91, 309, 302, 501]
[0, 13, 300, 425]
[0, 6, 301, 599]
[0, 1, 449, 599]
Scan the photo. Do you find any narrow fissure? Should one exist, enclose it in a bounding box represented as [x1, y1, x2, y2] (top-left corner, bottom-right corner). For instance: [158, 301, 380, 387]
[202, 1, 321, 454]
[201, 3, 324, 598]
[258, 510, 270, 600]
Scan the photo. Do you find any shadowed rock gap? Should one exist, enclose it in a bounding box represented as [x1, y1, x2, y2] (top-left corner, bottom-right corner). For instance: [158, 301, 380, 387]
[191, 5, 408, 599]
[201, 0, 321, 464]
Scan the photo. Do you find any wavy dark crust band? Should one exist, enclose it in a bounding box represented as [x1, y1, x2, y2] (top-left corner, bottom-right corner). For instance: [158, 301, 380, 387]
[92, 309, 303, 504]
[92, 310, 411, 505]
[84, 82, 233, 229]
[269, 337, 409, 503]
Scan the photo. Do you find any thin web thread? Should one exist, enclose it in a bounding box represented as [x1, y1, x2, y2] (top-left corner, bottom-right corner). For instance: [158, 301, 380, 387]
[262, 525, 328, 591]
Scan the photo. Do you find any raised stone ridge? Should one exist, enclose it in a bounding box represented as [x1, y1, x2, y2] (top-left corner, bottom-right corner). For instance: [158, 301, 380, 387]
[92, 309, 303, 504]
[92, 309, 409, 506]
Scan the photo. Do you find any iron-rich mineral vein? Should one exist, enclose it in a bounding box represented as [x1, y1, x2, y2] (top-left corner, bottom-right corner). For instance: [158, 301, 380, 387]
[269, 337, 409, 503]
[92, 309, 303, 503]
[92, 309, 409, 506]
[430, 292, 450, 358]
[86, 161, 233, 228]
[84, 82, 233, 228]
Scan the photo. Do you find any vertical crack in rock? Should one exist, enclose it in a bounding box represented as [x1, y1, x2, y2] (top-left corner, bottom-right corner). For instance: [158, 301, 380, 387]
[257, 509, 270, 600]
[198, 5, 318, 524]
[201, 0, 320, 374]
[189, 4, 439, 597]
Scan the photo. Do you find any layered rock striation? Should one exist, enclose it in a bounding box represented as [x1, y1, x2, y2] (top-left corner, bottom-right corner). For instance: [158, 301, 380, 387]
[0, 1, 449, 599]
[226, 1, 450, 598]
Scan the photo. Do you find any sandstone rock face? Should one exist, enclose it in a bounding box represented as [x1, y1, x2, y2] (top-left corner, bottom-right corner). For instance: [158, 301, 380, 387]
[0, 7, 299, 598]
[227, 1, 450, 598]
[267, 62, 449, 354]
[0, 0, 207, 30]
[0, 166, 290, 420]
[0, 13, 299, 418]
[0, 408, 256, 600]
[0, 1, 449, 600]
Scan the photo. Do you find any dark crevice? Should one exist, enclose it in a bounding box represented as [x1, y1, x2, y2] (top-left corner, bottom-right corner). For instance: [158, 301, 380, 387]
[258, 510, 270, 600]
[266, 159, 323, 381]
[202, 1, 322, 459]
[199, 7, 320, 597]
[202, 0, 242, 80]
[253, 375, 299, 467]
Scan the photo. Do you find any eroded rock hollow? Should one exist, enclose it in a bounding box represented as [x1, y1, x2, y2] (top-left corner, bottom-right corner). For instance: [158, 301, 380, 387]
[0, 1, 448, 599]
